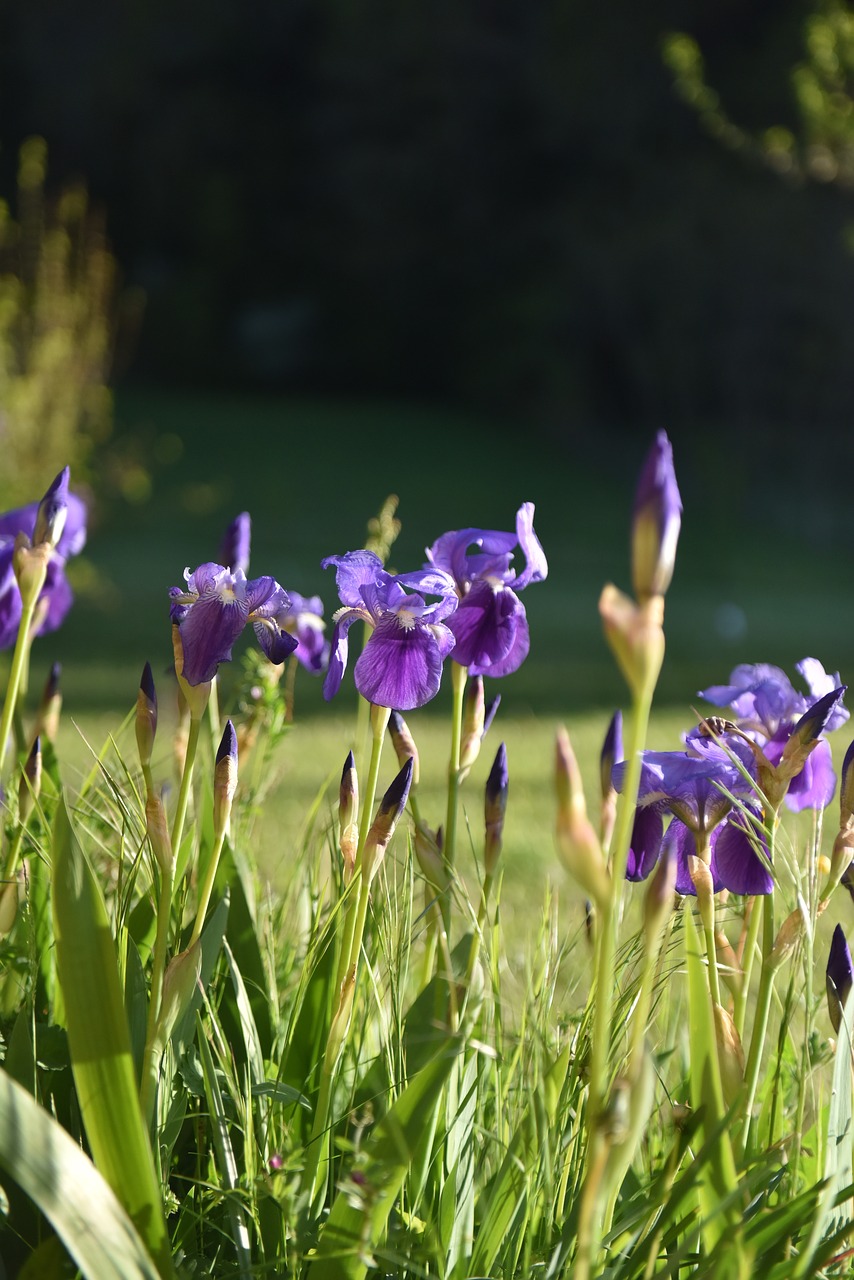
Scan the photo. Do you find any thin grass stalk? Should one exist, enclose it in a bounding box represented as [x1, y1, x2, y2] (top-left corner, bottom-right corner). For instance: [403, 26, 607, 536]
[442, 661, 468, 902]
[734, 896, 762, 1038]
[0, 582, 43, 775]
[170, 714, 203, 854]
[574, 689, 654, 1280]
[139, 860, 175, 1124]
[740, 809, 780, 1154]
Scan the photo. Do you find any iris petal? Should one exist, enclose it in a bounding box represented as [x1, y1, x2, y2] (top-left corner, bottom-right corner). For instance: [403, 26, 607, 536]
[179, 592, 250, 684]
[448, 580, 518, 669]
[322, 608, 365, 701]
[354, 614, 444, 710]
[626, 806, 664, 880]
[711, 811, 773, 895]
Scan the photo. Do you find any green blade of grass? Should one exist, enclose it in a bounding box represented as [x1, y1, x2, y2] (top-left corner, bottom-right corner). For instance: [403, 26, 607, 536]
[0, 1066, 162, 1280]
[683, 902, 745, 1263]
[309, 1036, 463, 1280]
[51, 794, 174, 1279]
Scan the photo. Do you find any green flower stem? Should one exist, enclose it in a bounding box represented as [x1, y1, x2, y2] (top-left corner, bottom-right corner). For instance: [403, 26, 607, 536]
[170, 714, 204, 856]
[207, 676, 221, 751]
[733, 897, 761, 1040]
[0, 578, 44, 776]
[306, 704, 391, 1210]
[3, 825, 25, 883]
[334, 704, 389, 993]
[575, 688, 654, 1280]
[740, 812, 779, 1155]
[189, 829, 227, 948]
[139, 859, 176, 1125]
[439, 662, 468, 944]
[356, 704, 390, 860]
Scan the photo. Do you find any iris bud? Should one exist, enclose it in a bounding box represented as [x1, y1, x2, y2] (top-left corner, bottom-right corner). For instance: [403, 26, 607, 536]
[599, 710, 622, 851]
[827, 923, 854, 1035]
[339, 751, 359, 882]
[136, 662, 158, 773]
[459, 677, 485, 776]
[18, 736, 42, 826]
[414, 822, 448, 894]
[631, 431, 681, 604]
[34, 662, 62, 743]
[33, 468, 71, 551]
[146, 790, 174, 875]
[713, 1003, 745, 1107]
[362, 758, 413, 885]
[388, 711, 420, 784]
[213, 720, 238, 839]
[555, 727, 610, 909]
[484, 742, 508, 878]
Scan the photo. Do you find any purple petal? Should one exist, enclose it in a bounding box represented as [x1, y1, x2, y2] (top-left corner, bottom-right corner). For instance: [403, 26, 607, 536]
[0, 547, 22, 649]
[354, 614, 445, 709]
[448, 580, 519, 670]
[711, 810, 773, 895]
[253, 617, 299, 665]
[322, 550, 384, 608]
[178, 593, 250, 684]
[37, 563, 74, 635]
[785, 738, 837, 812]
[218, 512, 251, 574]
[513, 502, 548, 590]
[245, 575, 285, 614]
[322, 608, 365, 701]
[471, 606, 529, 678]
[796, 657, 849, 732]
[661, 820, 707, 896]
[626, 806, 664, 881]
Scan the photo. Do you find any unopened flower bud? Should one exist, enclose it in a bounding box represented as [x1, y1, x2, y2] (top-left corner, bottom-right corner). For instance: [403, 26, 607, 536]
[136, 662, 158, 773]
[34, 661, 62, 743]
[599, 585, 665, 703]
[13, 532, 50, 608]
[600, 710, 623, 850]
[18, 735, 42, 826]
[780, 687, 848, 784]
[339, 751, 359, 881]
[33, 468, 70, 551]
[827, 923, 854, 1035]
[388, 711, 420, 784]
[713, 1003, 745, 1107]
[146, 789, 174, 875]
[218, 511, 251, 574]
[631, 431, 681, 604]
[555, 727, 610, 909]
[213, 720, 238, 839]
[484, 742, 508, 878]
[362, 758, 413, 884]
[459, 677, 486, 775]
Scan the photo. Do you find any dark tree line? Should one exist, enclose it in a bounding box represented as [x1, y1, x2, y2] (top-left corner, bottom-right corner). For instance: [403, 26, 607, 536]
[1, 0, 853, 454]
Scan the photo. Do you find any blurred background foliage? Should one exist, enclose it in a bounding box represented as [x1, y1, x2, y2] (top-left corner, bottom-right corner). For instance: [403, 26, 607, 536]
[2, 1, 854, 715]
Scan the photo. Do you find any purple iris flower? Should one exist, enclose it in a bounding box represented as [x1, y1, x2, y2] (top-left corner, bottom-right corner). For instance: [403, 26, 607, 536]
[0, 473, 87, 649]
[322, 550, 458, 709]
[425, 502, 547, 677]
[699, 658, 848, 811]
[276, 591, 329, 674]
[170, 563, 297, 685]
[613, 749, 772, 896]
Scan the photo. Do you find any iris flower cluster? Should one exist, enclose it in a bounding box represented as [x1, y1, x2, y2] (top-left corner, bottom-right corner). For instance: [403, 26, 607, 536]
[615, 661, 848, 898]
[165, 504, 546, 707]
[320, 504, 548, 711]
